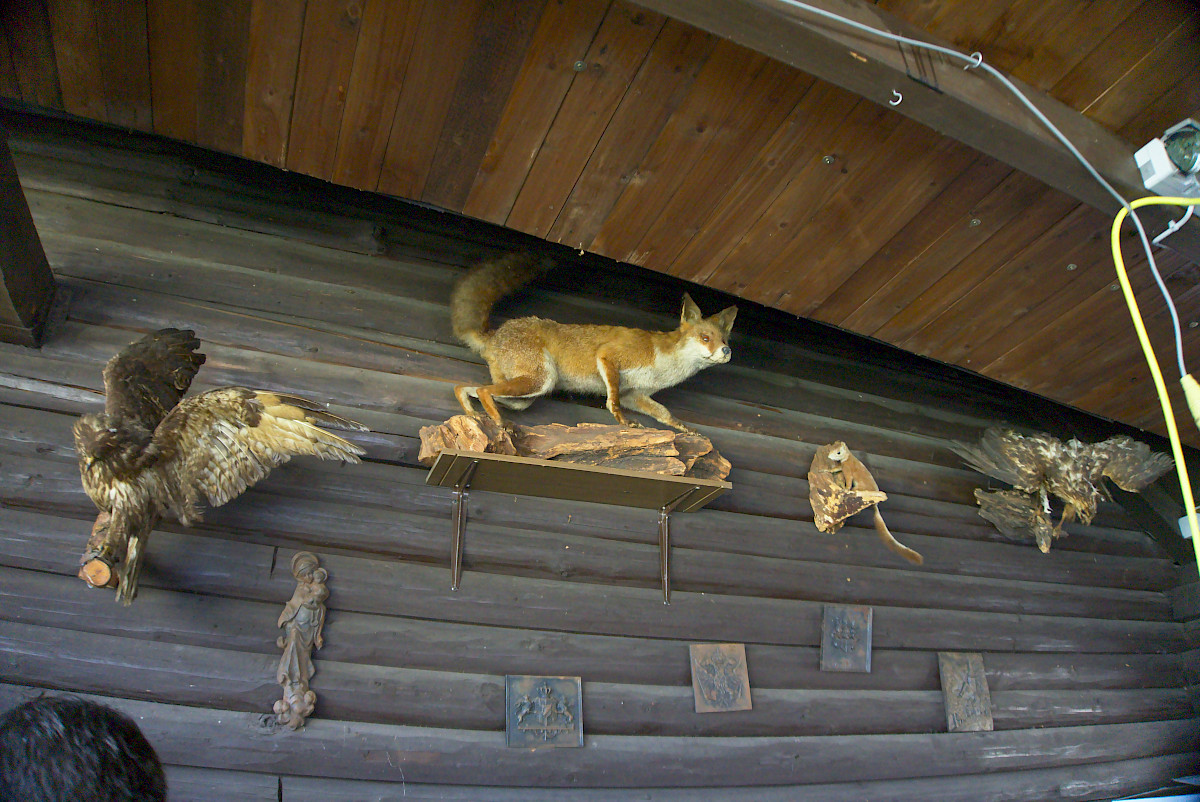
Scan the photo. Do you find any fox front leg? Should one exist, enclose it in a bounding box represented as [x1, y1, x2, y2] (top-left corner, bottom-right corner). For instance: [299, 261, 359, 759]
[596, 355, 639, 428]
[624, 391, 695, 433]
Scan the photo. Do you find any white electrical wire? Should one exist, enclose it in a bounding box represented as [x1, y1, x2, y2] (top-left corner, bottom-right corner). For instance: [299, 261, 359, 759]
[773, 0, 1190, 378]
[1153, 205, 1195, 246]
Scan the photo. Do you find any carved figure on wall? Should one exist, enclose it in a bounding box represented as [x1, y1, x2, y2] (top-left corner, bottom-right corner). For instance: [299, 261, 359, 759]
[274, 551, 328, 730]
[950, 428, 1173, 552]
[808, 442, 924, 564]
[450, 252, 737, 432]
[73, 328, 368, 604]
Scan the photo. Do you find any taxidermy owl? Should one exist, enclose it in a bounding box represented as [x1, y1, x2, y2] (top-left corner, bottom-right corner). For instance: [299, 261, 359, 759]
[950, 428, 1173, 552]
[75, 328, 367, 604]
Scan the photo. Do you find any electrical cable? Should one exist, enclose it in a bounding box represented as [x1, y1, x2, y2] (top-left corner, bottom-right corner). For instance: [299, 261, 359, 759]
[771, 0, 1200, 567]
[1111, 197, 1200, 569]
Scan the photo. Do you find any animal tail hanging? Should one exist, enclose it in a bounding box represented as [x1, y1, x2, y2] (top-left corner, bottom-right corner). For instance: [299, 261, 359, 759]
[450, 251, 554, 354]
[873, 508, 924, 565]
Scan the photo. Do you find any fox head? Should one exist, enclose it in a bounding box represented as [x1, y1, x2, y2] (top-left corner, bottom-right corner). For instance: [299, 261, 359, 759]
[679, 293, 737, 366]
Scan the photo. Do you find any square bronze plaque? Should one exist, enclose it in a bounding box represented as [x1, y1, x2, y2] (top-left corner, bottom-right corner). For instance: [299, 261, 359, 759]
[938, 652, 994, 732]
[821, 604, 873, 672]
[505, 675, 583, 748]
[689, 643, 752, 713]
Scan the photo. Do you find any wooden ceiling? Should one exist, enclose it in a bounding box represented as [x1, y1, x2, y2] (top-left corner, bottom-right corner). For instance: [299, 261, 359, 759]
[2, 0, 1199, 444]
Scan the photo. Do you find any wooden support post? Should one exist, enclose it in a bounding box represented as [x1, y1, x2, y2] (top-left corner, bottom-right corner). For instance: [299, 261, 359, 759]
[449, 459, 479, 591]
[0, 122, 55, 346]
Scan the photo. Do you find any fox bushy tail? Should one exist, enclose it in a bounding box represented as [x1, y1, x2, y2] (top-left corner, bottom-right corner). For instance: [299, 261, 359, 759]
[450, 251, 553, 354]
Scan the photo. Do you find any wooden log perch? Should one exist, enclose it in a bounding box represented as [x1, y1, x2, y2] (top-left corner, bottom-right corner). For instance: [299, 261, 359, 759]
[419, 417, 731, 480]
[418, 415, 516, 465]
[78, 511, 121, 589]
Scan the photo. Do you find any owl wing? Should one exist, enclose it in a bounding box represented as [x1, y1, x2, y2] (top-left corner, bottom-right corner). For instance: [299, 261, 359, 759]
[1087, 435, 1174, 492]
[949, 428, 1060, 492]
[150, 387, 367, 523]
[103, 328, 206, 429]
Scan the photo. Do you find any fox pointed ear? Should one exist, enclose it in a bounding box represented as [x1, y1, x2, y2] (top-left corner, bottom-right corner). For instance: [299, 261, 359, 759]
[680, 293, 703, 325]
[711, 306, 737, 338]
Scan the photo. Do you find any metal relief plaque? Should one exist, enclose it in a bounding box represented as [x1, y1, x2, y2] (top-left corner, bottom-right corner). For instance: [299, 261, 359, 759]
[689, 643, 752, 713]
[821, 604, 873, 672]
[938, 652, 994, 732]
[505, 675, 583, 748]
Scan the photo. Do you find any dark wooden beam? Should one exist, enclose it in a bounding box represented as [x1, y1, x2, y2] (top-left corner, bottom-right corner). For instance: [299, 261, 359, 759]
[0, 122, 54, 346]
[633, 0, 1200, 263]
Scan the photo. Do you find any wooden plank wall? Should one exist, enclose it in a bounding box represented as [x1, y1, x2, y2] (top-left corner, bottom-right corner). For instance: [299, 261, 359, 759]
[0, 111, 1196, 799]
[1, 0, 1198, 448]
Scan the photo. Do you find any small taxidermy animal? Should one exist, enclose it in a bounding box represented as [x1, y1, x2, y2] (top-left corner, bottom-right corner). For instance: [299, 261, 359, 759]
[451, 252, 737, 432]
[74, 328, 367, 604]
[808, 441, 924, 565]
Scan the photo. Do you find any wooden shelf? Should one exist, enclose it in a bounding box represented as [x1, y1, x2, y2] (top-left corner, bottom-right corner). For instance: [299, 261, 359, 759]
[425, 449, 730, 510]
[425, 449, 732, 604]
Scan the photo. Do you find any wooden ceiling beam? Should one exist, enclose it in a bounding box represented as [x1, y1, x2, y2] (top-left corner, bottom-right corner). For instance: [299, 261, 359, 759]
[634, 0, 1200, 263]
[0, 123, 55, 346]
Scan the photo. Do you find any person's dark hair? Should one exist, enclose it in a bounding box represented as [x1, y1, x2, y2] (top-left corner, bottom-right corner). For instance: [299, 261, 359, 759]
[0, 696, 167, 801]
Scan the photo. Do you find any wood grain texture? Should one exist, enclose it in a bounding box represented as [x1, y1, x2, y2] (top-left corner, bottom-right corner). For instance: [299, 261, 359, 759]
[375, 0, 483, 197]
[0, 684, 1195, 788]
[772, 135, 979, 317]
[420, 0, 546, 210]
[869, 192, 1083, 344]
[0, 25, 17, 99]
[815, 156, 1015, 328]
[146, 0, 199, 140]
[1, 0, 62, 109]
[5, 0, 1200, 439]
[241, 0, 306, 167]
[460, 0, 612, 224]
[1082, 10, 1200, 135]
[95, 0, 152, 131]
[44, 0, 107, 121]
[549, 17, 716, 250]
[195, 0, 250, 154]
[670, 80, 860, 285]
[590, 38, 770, 259]
[1, 116, 1194, 794]
[285, 0, 365, 179]
[331, 0, 424, 190]
[623, 58, 813, 272]
[501, 2, 668, 237]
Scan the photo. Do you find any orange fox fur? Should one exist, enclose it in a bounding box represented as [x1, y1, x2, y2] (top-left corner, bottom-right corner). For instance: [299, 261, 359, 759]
[451, 252, 737, 431]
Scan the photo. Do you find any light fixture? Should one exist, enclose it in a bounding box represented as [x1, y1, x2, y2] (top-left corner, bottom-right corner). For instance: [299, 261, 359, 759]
[1135, 118, 1200, 195]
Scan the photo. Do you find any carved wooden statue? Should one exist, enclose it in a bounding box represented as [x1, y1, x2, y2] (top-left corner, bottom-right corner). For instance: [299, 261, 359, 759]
[808, 441, 923, 564]
[274, 551, 328, 730]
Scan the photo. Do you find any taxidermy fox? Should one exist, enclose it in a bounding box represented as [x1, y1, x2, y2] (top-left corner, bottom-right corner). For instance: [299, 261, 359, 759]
[451, 252, 737, 431]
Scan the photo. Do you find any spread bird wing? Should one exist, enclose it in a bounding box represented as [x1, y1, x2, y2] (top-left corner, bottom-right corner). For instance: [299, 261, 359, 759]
[150, 387, 367, 523]
[949, 428, 1062, 492]
[1086, 435, 1174, 492]
[102, 328, 206, 429]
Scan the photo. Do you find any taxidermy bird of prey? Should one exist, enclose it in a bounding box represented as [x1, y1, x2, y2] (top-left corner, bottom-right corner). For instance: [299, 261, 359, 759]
[950, 428, 1173, 552]
[75, 328, 367, 604]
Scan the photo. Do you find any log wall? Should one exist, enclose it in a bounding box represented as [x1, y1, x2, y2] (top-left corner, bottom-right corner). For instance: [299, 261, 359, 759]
[0, 110, 1196, 799]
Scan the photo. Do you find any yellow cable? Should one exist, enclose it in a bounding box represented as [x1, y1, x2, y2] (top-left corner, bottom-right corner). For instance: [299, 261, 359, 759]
[1110, 196, 1200, 571]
